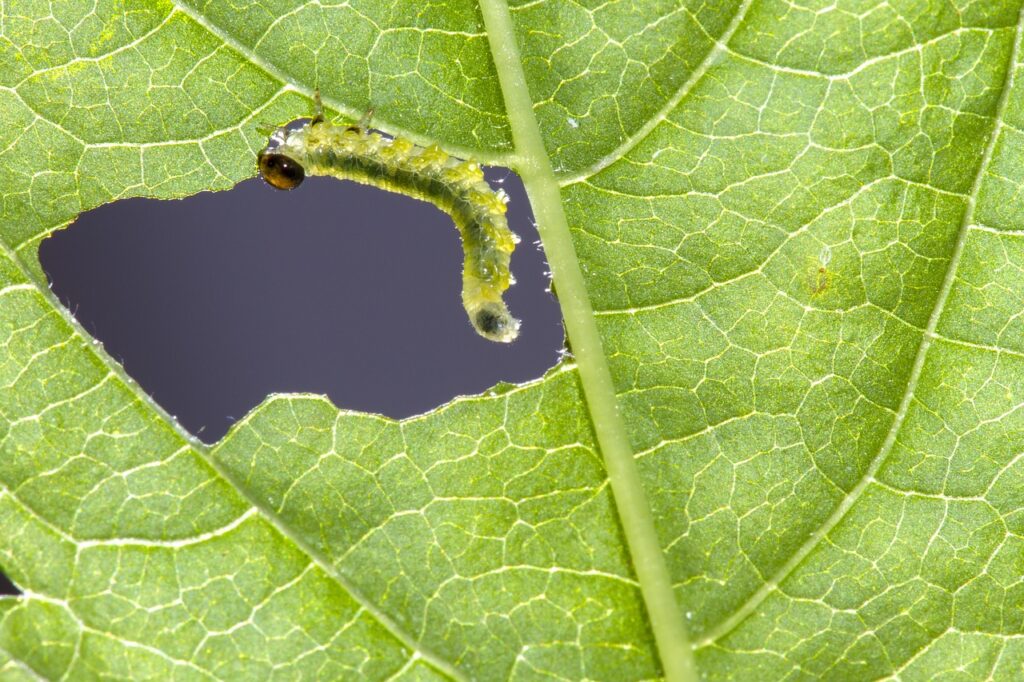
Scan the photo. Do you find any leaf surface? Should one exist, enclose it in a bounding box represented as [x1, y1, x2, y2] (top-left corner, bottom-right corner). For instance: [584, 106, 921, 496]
[2, 0, 1024, 679]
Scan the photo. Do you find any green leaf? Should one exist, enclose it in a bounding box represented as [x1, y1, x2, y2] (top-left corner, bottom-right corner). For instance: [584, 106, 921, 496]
[2, 0, 1024, 680]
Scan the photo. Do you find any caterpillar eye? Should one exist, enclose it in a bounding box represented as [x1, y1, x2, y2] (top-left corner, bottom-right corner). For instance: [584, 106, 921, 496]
[258, 152, 305, 190]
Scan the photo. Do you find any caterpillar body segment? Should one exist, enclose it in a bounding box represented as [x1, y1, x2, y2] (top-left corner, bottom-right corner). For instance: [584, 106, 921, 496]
[258, 118, 521, 343]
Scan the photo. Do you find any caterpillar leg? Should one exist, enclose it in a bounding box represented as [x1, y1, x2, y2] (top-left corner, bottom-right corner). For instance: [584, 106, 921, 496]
[311, 90, 325, 125]
[310, 91, 370, 132]
[346, 109, 375, 133]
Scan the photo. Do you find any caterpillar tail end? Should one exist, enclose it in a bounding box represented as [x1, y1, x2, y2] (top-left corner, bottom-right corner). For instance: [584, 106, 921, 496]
[470, 302, 520, 343]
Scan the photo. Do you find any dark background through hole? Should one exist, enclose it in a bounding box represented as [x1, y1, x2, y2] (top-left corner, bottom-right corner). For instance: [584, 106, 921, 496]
[0, 568, 19, 596]
[40, 169, 564, 443]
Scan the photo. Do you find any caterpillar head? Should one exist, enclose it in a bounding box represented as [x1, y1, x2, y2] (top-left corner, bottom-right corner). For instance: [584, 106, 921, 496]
[257, 126, 305, 190]
[257, 149, 305, 191]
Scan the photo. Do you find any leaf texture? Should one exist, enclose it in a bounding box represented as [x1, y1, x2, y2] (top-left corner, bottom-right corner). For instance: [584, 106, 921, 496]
[1, 0, 1024, 679]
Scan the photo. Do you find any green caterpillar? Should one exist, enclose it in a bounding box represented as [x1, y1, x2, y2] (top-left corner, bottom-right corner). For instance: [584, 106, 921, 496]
[257, 103, 521, 343]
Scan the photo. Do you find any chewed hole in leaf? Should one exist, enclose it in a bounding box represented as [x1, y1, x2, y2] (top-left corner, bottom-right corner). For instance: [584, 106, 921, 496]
[39, 168, 564, 444]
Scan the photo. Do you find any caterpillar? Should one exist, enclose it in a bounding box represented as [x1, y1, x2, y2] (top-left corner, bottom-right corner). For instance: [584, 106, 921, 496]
[257, 101, 521, 343]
